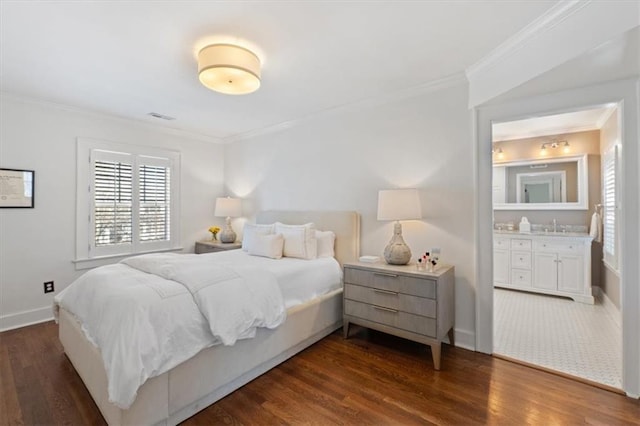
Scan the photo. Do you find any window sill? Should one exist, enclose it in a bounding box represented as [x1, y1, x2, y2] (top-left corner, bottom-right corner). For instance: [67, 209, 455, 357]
[73, 247, 184, 270]
[602, 259, 620, 278]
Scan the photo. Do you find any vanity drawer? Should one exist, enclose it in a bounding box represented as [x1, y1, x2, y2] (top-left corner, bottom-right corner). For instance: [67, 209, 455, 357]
[534, 240, 582, 253]
[511, 269, 532, 286]
[344, 268, 436, 299]
[511, 251, 532, 269]
[494, 237, 510, 250]
[344, 284, 436, 317]
[511, 239, 532, 251]
[344, 299, 437, 337]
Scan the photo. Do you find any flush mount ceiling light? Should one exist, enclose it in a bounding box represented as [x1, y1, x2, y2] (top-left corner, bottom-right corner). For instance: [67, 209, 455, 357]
[197, 44, 261, 95]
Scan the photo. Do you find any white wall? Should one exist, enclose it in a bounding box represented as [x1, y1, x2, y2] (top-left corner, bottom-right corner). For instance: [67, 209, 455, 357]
[225, 83, 477, 349]
[0, 95, 226, 330]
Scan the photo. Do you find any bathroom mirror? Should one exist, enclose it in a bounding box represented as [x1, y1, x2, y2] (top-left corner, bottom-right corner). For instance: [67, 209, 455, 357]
[493, 154, 588, 210]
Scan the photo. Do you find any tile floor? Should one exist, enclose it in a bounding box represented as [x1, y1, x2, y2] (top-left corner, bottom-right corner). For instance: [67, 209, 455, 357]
[493, 288, 622, 389]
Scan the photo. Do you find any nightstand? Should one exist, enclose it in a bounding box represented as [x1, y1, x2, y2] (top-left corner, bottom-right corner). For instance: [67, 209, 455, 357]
[195, 240, 242, 254]
[343, 261, 455, 370]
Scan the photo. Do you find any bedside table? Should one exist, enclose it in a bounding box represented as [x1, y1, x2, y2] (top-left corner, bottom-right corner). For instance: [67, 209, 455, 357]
[195, 240, 242, 254]
[343, 261, 455, 370]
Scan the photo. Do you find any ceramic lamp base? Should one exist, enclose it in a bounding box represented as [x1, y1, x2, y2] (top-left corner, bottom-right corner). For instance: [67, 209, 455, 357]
[220, 217, 236, 243]
[383, 222, 411, 265]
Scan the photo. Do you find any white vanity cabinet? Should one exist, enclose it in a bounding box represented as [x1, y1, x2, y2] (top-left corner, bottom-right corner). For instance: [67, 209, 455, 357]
[494, 232, 594, 304]
[493, 237, 510, 285]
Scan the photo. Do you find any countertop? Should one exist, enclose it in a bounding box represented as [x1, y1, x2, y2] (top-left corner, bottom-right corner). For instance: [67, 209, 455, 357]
[493, 229, 593, 239]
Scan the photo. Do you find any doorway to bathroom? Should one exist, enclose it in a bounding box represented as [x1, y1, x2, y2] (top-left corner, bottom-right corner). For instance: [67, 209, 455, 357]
[490, 104, 623, 390]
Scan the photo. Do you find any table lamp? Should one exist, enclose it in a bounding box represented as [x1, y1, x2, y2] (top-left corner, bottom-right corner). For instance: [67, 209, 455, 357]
[215, 197, 242, 243]
[377, 189, 422, 265]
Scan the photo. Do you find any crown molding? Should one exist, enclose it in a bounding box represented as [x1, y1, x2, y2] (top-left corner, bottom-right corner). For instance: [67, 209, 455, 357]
[595, 105, 617, 129]
[0, 91, 224, 145]
[466, 0, 590, 80]
[224, 72, 468, 143]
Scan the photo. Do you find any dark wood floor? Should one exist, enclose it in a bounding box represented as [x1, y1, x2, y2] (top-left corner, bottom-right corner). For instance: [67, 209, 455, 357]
[1, 321, 639, 425]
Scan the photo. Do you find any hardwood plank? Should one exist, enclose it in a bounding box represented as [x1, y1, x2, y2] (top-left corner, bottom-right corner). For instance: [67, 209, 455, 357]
[1, 321, 639, 425]
[0, 345, 23, 425]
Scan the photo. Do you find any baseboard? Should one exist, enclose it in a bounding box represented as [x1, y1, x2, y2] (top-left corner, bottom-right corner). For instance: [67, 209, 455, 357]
[0, 306, 54, 332]
[452, 327, 475, 351]
[593, 286, 622, 328]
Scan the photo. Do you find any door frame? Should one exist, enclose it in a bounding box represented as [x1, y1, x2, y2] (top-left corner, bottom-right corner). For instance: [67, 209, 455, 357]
[473, 78, 640, 397]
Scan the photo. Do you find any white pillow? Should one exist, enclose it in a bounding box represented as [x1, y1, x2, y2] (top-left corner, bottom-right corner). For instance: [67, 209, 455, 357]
[274, 222, 317, 260]
[242, 223, 275, 252]
[316, 230, 336, 258]
[247, 233, 284, 259]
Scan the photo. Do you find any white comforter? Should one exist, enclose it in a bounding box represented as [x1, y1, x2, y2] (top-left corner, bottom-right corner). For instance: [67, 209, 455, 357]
[54, 253, 286, 409]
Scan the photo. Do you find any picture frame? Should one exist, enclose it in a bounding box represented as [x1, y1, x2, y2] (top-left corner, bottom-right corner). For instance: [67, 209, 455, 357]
[0, 168, 35, 208]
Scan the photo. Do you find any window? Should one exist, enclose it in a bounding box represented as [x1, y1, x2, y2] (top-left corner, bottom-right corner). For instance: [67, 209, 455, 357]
[602, 145, 618, 270]
[76, 138, 180, 262]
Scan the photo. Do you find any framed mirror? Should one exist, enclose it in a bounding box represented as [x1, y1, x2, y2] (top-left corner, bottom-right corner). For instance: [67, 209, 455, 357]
[493, 154, 588, 210]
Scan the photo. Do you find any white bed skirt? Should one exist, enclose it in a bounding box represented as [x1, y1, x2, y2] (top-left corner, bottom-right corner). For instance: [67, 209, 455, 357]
[59, 288, 343, 426]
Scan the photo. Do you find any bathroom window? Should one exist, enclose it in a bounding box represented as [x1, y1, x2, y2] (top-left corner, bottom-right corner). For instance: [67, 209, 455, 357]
[602, 145, 618, 271]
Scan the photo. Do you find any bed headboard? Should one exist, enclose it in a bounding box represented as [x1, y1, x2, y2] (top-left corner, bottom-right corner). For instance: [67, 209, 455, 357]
[256, 210, 360, 266]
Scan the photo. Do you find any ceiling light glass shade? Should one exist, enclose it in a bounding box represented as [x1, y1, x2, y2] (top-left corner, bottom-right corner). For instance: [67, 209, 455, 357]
[198, 44, 261, 95]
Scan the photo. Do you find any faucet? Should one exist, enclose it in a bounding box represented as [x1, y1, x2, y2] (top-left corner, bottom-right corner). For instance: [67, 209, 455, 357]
[552, 219, 557, 233]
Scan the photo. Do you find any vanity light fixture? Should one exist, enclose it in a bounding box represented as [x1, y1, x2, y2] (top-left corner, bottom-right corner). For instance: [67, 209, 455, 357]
[198, 44, 261, 95]
[493, 147, 505, 160]
[540, 140, 569, 155]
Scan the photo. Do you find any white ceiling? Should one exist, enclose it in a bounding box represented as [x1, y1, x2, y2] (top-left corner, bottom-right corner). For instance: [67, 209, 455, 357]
[0, 1, 557, 142]
[492, 106, 617, 142]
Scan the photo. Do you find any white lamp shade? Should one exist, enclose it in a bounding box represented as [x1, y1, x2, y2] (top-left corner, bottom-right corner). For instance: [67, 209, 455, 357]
[198, 44, 261, 95]
[377, 189, 422, 221]
[215, 197, 242, 218]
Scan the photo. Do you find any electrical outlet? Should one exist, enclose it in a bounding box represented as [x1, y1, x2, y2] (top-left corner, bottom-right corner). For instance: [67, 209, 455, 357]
[431, 247, 441, 255]
[43, 281, 54, 294]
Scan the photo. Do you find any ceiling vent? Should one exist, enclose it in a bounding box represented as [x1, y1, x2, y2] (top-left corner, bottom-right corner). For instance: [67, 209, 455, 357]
[147, 112, 176, 121]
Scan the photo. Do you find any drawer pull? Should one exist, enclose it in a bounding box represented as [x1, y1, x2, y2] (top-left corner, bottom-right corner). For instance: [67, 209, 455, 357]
[373, 288, 398, 296]
[373, 272, 398, 278]
[373, 305, 398, 313]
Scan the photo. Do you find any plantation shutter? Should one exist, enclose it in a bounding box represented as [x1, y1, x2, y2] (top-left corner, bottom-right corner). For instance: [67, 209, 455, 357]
[139, 156, 171, 243]
[91, 150, 133, 254]
[602, 145, 617, 268]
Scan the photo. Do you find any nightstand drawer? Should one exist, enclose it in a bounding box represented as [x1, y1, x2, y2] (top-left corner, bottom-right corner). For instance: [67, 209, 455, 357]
[344, 300, 436, 337]
[344, 268, 436, 299]
[344, 284, 436, 318]
[195, 241, 242, 254]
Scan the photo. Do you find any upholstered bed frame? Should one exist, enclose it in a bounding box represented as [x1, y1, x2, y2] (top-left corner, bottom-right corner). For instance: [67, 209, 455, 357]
[58, 211, 360, 425]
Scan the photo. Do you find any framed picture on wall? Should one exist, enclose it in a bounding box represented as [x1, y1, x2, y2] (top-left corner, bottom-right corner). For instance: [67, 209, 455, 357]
[0, 168, 35, 208]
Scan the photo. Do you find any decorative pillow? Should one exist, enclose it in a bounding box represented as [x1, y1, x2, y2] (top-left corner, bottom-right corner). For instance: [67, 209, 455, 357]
[242, 223, 275, 252]
[316, 230, 336, 258]
[247, 233, 284, 259]
[274, 222, 317, 260]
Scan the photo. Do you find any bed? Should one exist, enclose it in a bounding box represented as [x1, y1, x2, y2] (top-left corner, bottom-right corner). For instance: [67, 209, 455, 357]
[57, 210, 360, 425]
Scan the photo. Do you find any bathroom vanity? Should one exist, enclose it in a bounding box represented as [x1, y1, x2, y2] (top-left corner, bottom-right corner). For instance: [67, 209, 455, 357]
[494, 230, 594, 303]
